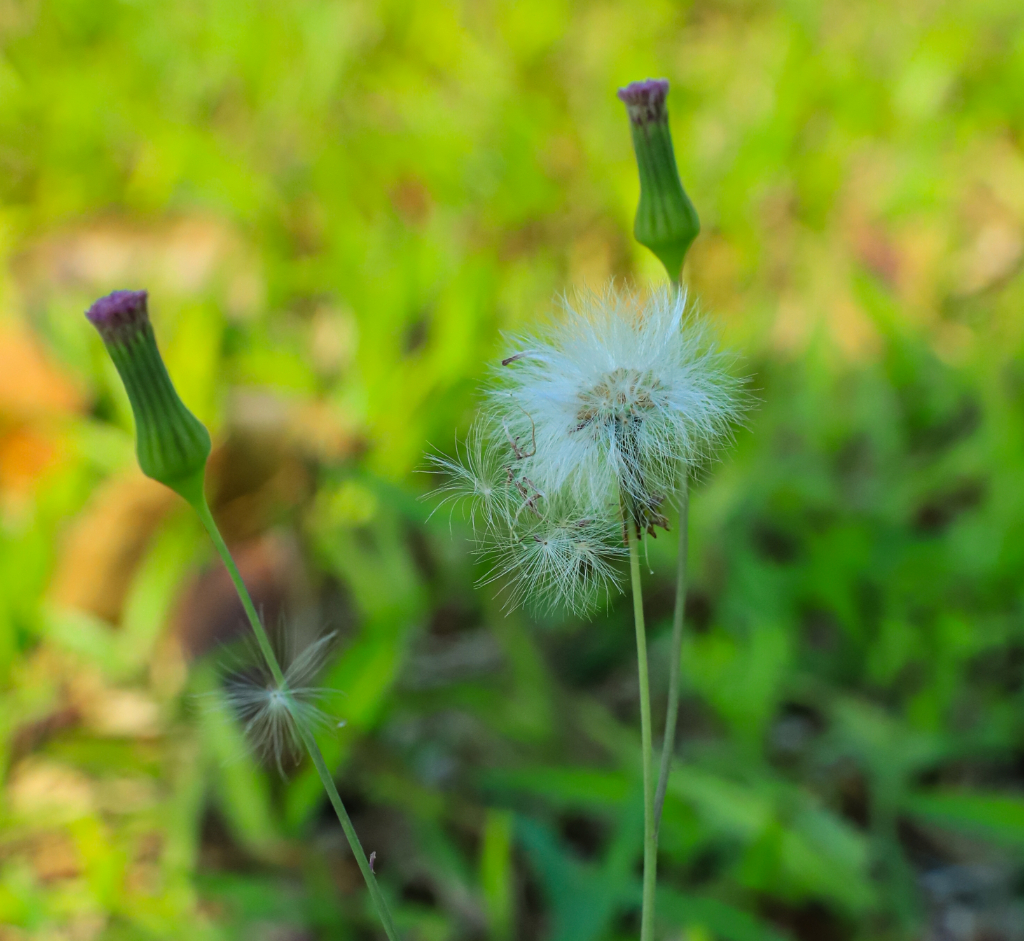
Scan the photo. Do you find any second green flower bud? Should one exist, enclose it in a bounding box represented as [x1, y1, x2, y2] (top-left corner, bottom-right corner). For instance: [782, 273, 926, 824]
[618, 78, 700, 282]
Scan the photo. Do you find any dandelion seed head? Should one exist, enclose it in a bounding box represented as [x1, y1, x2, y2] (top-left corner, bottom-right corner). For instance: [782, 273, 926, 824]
[426, 283, 745, 614]
[494, 286, 743, 510]
[220, 630, 341, 775]
[480, 504, 626, 614]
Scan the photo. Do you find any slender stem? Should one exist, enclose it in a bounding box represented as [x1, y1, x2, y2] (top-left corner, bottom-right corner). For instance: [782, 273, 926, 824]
[190, 494, 401, 941]
[654, 478, 688, 831]
[192, 496, 285, 688]
[299, 727, 401, 939]
[628, 517, 657, 941]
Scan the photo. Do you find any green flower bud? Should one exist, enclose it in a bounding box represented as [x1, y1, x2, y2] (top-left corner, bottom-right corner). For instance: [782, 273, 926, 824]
[86, 290, 210, 503]
[618, 78, 700, 282]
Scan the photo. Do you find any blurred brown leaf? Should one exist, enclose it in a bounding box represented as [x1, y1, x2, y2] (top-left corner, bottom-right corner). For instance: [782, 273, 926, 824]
[49, 472, 175, 624]
[29, 832, 81, 882]
[67, 672, 162, 738]
[954, 221, 1023, 296]
[7, 758, 94, 821]
[20, 218, 235, 295]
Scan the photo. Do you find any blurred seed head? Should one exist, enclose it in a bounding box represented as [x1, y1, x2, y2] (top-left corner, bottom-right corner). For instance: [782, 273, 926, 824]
[219, 629, 342, 775]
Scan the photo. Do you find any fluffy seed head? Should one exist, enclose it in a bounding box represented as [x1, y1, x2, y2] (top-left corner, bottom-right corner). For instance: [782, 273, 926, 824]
[221, 631, 341, 775]
[480, 503, 626, 614]
[427, 284, 744, 615]
[495, 286, 742, 511]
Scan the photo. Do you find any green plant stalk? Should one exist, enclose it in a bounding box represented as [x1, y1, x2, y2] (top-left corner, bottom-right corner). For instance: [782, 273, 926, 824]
[628, 518, 657, 941]
[188, 488, 401, 941]
[654, 476, 688, 832]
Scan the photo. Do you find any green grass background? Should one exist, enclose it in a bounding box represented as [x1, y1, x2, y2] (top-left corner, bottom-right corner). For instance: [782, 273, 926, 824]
[2, 0, 1024, 938]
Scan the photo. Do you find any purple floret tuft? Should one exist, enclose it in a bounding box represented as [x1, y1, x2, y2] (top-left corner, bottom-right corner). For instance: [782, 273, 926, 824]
[86, 289, 149, 343]
[617, 78, 670, 125]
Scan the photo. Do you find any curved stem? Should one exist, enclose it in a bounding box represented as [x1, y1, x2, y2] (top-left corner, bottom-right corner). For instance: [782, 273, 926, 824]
[190, 494, 401, 941]
[628, 518, 657, 941]
[655, 478, 688, 831]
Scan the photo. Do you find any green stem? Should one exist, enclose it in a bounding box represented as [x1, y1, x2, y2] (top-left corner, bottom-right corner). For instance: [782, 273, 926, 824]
[654, 478, 688, 832]
[191, 496, 284, 688]
[628, 518, 657, 941]
[189, 492, 401, 941]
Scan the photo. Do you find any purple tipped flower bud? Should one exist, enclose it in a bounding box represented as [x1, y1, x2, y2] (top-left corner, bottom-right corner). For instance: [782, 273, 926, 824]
[86, 290, 211, 502]
[618, 78, 670, 125]
[86, 290, 150, 344]
[618, 79, 700, 281]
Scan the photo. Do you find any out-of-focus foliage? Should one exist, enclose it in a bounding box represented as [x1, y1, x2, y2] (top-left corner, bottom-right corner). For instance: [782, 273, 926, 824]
[2, 0, 1024, 939]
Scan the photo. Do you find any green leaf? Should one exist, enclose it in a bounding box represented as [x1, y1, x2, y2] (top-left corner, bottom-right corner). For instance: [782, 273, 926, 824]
[481, 766, 631, 809]
[514, 816, 632, 941]
[904, 790, 1024, 848]
[480, 809, 514, 941]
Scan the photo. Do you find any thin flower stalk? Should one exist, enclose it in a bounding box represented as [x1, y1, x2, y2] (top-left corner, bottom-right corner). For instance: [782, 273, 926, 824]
[655, 474, 687, 831]
[192, 498, 400, 941]
[618, 78, 719, 898]
[86, 289, 401, 941]
[628, 514, 657, 941]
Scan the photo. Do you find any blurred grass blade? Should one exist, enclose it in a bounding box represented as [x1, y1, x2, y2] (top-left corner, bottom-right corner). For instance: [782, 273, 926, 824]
[480, 809, 514, 941]
[904, 790, 1024, 849]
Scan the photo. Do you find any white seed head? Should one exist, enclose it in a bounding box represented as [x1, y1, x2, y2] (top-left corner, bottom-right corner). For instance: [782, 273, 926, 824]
[427, 284, 744, 615]
[222, 631, 340, 775]
[494, 286, 743, 510]
[479, 503, 626, 614]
